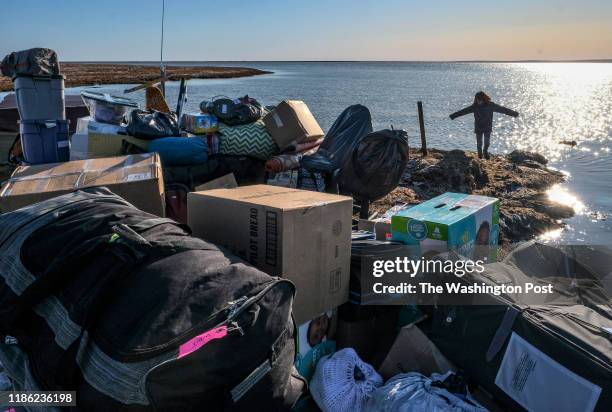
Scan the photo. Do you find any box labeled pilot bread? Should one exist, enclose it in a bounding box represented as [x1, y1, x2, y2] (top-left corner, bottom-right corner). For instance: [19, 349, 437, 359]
[188, 185, 352, 324]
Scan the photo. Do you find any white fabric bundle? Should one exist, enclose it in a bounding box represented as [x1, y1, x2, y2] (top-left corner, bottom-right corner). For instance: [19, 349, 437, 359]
[310, 348, 383, 412]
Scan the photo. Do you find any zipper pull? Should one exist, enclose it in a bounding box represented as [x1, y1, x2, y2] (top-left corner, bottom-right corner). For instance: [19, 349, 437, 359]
[227, 296, 248, 319]
[227, 321, 244, 336]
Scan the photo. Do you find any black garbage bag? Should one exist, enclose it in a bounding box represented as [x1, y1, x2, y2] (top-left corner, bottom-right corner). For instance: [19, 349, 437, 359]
[301, 104, 373, 175]
[126, 109, 180, 139]
[1, 48, 60, 77]
[320, 104, 374, 168]
[302, 105, 408, 201]
[341, 128, 409, 201]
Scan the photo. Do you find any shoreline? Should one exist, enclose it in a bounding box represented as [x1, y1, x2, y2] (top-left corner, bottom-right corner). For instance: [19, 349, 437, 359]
[0, 63, 272, 92]
[371, 148, 573, 243]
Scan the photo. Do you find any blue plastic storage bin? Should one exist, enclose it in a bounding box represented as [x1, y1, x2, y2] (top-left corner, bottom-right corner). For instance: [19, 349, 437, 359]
[19, 119, 70, 164]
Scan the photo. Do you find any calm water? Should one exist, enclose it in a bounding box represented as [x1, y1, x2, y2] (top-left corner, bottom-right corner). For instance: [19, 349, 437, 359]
[68, 62, 612, 243]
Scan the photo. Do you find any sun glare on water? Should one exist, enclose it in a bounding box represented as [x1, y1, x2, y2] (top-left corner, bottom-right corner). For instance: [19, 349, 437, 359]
[504, 63, 612, 162]
[546, 184, 586, 214]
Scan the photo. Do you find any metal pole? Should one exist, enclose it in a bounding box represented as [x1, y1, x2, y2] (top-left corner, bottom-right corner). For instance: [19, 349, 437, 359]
[159, 0, 166, 96]
[417, 101, 427, 156]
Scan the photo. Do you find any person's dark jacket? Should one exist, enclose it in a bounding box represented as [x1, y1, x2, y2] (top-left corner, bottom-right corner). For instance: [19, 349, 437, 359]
[450, 102, 518, 133]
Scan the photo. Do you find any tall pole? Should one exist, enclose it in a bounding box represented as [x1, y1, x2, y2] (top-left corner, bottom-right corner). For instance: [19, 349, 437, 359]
[417, 101, 427, 156]
[160, 0, 166, 96]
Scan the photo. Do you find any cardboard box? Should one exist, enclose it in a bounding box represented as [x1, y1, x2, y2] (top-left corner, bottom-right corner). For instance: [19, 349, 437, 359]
[0, 153, 165, 216]
[391, 192, 500, 261]
[188, 185, 352, 323]
[194, 173, 237, 191]
[72, 117, 126, 158]
[263, 100, 324, 150]
[378, 323, 455, 380]
[180, 113, 218, 134]
[295, 310, 338, 382]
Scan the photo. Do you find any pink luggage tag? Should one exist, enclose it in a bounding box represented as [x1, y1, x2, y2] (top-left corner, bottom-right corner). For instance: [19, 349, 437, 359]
[178, 326, 228, 358]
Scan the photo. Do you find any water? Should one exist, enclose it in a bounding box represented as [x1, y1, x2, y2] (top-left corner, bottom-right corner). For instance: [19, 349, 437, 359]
[65, 62, 612, 244]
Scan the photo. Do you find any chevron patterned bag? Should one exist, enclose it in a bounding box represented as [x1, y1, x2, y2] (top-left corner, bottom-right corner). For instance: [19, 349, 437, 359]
[218, 118, 279, 160]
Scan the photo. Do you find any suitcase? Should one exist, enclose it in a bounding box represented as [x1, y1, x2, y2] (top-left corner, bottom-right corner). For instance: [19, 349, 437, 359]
[421, 242, 612, 412]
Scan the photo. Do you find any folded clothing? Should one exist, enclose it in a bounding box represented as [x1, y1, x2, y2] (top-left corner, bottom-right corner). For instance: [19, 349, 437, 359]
[148, 137, 208, 167]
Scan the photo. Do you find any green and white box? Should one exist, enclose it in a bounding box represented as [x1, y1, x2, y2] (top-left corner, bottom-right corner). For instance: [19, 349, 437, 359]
[391, 192, 500, 261]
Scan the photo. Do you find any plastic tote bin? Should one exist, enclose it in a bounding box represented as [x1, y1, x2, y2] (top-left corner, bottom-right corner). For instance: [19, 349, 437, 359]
[13, 74, 65, 120]
[19, 120, 70, 164]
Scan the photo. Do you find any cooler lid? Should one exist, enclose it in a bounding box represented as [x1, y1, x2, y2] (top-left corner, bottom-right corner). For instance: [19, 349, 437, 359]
[80, 90, 138, 107]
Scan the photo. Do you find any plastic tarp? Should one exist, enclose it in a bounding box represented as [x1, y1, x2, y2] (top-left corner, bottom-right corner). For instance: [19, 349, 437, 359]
[1, 48, 60, 78]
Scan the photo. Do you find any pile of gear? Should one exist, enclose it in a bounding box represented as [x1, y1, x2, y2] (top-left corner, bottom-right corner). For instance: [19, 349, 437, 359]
[0, 48, 610, 412]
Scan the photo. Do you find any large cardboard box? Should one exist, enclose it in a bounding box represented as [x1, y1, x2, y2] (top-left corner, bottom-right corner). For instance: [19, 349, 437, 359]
[391, 192, 500, 261]
[263, 100, 324, 150]
[188, 185, 352, 323]
[0, 153, 165, 216]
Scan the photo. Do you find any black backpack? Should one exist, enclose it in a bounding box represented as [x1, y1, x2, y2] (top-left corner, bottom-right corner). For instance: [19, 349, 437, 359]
[210, 96, 263, 126]
[0, 187, 305, 411]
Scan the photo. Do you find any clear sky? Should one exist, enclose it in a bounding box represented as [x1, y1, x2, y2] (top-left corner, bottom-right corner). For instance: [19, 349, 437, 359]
[2, 0, 611, 61]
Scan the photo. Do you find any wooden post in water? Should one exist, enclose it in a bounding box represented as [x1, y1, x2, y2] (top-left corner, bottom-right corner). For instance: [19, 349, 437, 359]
[417, 101, 427, 156]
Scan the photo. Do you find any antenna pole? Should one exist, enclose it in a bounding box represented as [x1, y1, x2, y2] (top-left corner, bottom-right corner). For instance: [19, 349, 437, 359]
[160, 0, 166, 96]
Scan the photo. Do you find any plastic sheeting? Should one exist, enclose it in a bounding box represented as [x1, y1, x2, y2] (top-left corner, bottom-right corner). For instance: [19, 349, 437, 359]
[365, 372, 487, 412]
[126, 110, 180, 140]
[1, 48, 60, 77]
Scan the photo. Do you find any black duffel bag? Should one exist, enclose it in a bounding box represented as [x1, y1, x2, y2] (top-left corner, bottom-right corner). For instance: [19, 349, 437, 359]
[0, 187, 305, 411]
[126, 109, 180, 139]
[209, 95, 263, 126]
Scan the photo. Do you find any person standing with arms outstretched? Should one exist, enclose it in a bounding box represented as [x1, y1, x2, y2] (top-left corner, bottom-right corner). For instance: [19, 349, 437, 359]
[449, 91, 519, 159]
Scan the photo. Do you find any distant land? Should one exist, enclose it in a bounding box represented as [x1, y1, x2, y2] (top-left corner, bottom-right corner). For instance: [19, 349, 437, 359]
[0, 63, 272, 92]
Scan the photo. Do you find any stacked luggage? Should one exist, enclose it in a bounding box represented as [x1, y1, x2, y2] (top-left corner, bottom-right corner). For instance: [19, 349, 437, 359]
[1, 48, 70, 164]
[0, 187, 305, 410]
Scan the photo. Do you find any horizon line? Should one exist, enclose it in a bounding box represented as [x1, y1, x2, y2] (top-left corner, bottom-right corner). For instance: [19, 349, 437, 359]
[64, 59, 612, 64]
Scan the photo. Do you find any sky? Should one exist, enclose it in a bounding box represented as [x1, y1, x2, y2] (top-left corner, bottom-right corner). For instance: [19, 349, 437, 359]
[1, 0, 612, 61]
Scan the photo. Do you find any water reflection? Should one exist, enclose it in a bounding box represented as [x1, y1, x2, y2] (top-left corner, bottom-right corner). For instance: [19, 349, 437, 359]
[547, 184, 586, 214]
[502, 63, 612, 163]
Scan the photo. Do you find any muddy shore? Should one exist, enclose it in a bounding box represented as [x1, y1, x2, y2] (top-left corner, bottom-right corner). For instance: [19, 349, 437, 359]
[0, 63, 272, 92]
[371, 148, 573, 243]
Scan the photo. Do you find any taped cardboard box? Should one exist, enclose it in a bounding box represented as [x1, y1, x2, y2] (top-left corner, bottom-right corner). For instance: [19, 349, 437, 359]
[263, 100, 324, 151]
[0, 153, 165, 216]
[188, 185, 352, 324]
